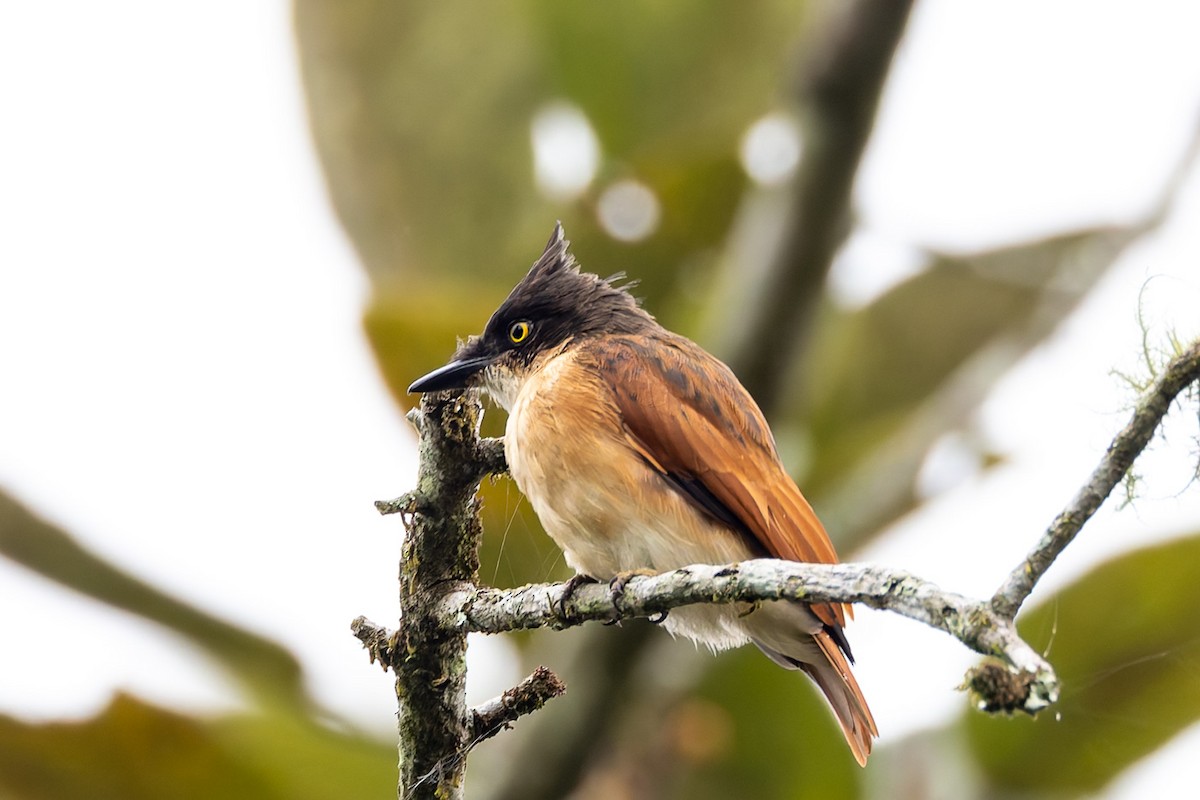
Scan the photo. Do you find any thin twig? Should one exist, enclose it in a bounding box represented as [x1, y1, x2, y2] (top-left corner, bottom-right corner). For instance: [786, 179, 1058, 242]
[991, 337, 1200, 620]
[350, 615, 396, 671]
[469, 666, 567, 746]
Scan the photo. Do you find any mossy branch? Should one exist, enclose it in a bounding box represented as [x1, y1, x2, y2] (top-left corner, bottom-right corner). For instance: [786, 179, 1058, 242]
[446, 560, 1057, 714]
[368, 390, 516, 800]
[991, 336, 1200, 619]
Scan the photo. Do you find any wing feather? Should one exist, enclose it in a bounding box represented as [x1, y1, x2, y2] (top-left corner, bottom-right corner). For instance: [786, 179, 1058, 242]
[592, 333, 850, 629]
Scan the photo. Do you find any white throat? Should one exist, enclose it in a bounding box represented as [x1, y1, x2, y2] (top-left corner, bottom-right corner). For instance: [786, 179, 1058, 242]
[480, 340, 574, 412]
[480, 365, 528, 412]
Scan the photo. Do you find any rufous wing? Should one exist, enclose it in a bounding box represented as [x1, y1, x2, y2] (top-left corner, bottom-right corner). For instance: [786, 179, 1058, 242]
[590, 332, 849, 630]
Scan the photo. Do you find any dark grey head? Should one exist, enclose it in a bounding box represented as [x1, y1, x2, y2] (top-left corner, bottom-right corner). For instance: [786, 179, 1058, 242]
[408, 223, 655, 394]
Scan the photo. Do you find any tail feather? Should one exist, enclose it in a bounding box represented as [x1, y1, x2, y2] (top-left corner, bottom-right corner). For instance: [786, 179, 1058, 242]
[745, 603, 877, 765]
[806, 630, 878, 766]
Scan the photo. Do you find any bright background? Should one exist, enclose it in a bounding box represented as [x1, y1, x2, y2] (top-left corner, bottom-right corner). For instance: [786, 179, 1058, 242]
[2, 1, 1199, 797]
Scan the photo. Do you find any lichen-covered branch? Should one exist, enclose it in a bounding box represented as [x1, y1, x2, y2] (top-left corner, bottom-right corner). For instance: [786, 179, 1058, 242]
[469, 666, 567, 747]
[443, 560, 1058, 714]
[382, 390, 510, 800]
[375, 437, 505, 516]
[350, 615, 396, 671]
[991, 336, 1200, 620]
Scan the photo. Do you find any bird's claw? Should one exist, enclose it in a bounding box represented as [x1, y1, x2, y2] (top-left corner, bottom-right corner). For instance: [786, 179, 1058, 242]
[555, 573, 600, 621]
[607, 569, 657, 618]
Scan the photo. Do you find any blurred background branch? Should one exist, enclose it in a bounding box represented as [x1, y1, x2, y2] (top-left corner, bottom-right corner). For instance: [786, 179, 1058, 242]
[714, 0, 914, 409]
[0, 492, 307, 712]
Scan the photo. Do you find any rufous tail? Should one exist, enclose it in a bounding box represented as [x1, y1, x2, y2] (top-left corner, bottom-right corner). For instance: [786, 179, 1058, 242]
[804, 630, 878, 766]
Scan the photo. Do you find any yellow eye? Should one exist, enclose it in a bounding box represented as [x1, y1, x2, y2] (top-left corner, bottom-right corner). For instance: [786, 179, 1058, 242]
[508, 320, 531, 344]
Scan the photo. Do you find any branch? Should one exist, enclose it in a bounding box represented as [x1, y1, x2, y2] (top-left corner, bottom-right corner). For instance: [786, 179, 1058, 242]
[375, 437, 505, 516]
[991, 337, 1200, 619]
[719, 0, 915, 411]
[469, 666, 567, 747]
[382, 390, 515, 800]
[350, 615, 396, 671]
[446, 560, 1057, 715]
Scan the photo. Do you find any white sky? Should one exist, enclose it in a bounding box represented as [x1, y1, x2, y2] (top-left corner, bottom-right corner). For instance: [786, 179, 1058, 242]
[1, 1, 1199, 796]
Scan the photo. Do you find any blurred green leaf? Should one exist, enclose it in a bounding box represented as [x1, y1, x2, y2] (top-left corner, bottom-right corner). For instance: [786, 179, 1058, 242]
[966, 533, 1200, 795]
[213, 710, 395, 799]
[797, 226, 1139, 546]
[294, 0, 806, 311]
[529, 0, 801, 157]
[295, 0, 548, 287]
[0, 695, 272, 800]
[680, 649, 862, 799]
[0, 694, 393, 800]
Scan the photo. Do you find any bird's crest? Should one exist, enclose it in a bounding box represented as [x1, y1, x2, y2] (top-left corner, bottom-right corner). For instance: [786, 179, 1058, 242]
[490, 223, 653, 339]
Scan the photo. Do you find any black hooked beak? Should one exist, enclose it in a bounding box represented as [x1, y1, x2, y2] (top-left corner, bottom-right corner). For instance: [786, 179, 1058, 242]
[408, 353, 496, 394]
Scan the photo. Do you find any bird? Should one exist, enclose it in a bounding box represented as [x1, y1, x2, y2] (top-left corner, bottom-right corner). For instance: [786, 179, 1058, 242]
[408, 223, 877, 765]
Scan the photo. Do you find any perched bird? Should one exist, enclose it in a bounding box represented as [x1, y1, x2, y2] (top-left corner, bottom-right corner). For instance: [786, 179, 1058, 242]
[409, 223, 877, 764]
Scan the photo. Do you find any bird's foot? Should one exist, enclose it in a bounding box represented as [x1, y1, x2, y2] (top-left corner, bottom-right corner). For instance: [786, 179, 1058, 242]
[554, 573, 600, 621]
[607, 569, 659, 622]
[608, 568, 656, 596]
